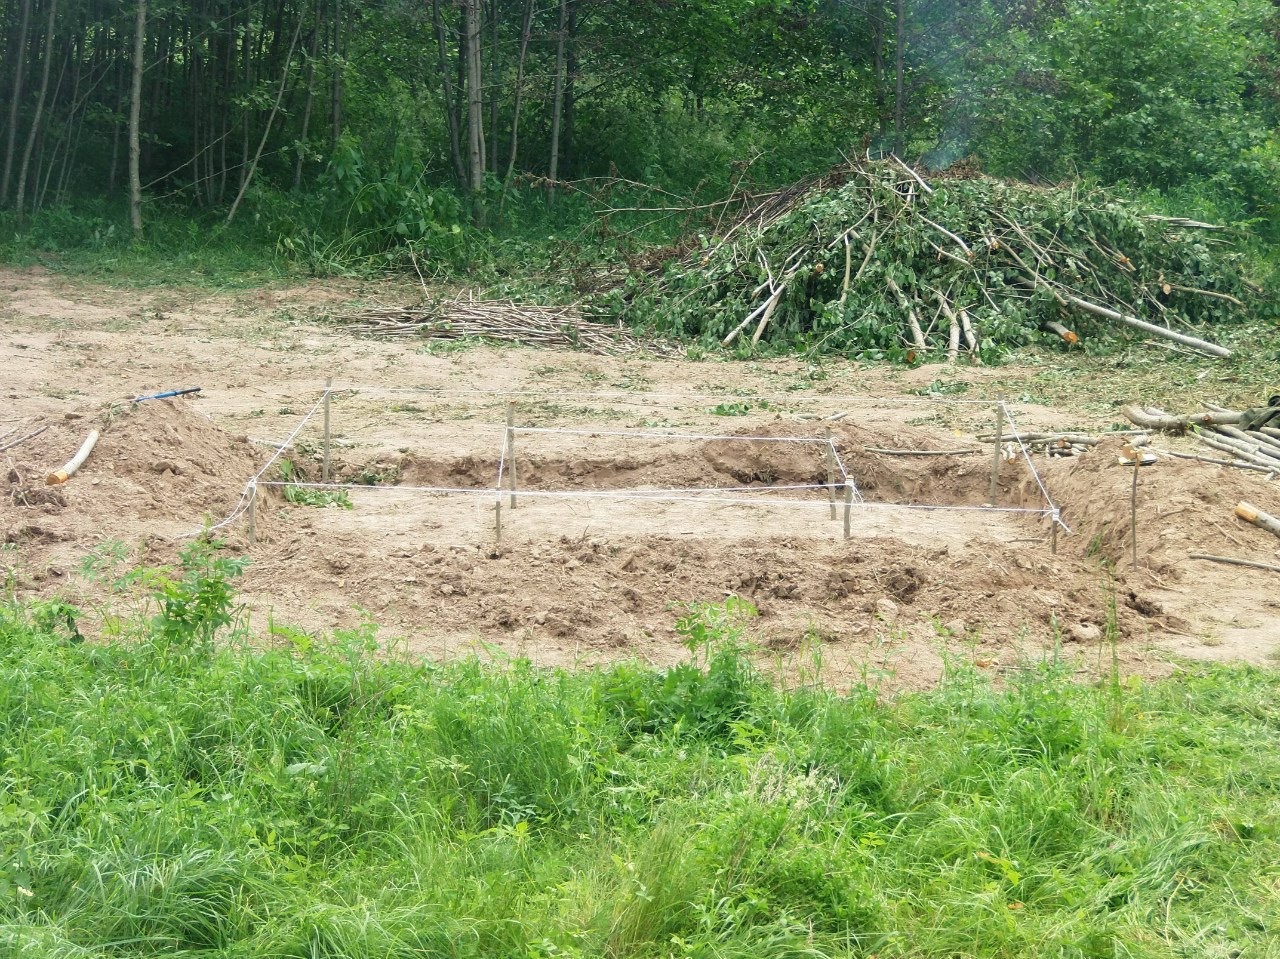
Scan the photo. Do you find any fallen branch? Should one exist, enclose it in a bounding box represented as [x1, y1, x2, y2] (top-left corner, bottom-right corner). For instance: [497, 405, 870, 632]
[1151, 447, 1279, 475]
[0, 424, 49, 453]
[864, 447, 981, 456]
[1190, 553, 1280, 574]
[1053, 287, 1231, 359]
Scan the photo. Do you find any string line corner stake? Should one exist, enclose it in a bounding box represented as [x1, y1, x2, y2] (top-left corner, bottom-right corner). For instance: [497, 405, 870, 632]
[506, 401, 517, 508]
[322, 377, 333, 484]
[247, 482, 257, 545]
[825, 433, 837, 520]
[988, 392, 1006, 506]
[843, 482, 853, 540]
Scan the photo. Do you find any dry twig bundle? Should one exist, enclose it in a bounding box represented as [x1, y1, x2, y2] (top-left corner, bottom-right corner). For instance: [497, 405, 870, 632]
[334, 299, 679, 357]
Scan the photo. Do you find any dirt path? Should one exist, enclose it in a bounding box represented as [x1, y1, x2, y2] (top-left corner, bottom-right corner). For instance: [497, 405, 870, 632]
[4, 266, 1278, 688]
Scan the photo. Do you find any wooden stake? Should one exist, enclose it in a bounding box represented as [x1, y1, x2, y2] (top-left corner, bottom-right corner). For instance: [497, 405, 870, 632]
[843, 482, 853, 539]
[1051, 516, 1058, 555]
[825, 433, 837, 520]
[506, 401, 517, 508]
[1131, 454, 1139, 567]
[322, 378, 332, 483]
[247, 483, 257, 545]
[495, 496, 502, 545]
[988, 395, 1005, 506]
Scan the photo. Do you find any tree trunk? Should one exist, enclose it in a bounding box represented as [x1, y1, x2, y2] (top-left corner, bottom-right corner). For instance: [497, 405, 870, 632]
[129, 0, 145, 238]
[1, 0, 33, 205]
[487, 0, 498, 174]
[500, 0, 533, 203]
[893, 0, 904, 156]
[546, 0, 568, 205]
[431, 0, 465, 185]
[226, 12, 303, 225]
[294, 1, 321, 190]
[871, 0, 887, 145]
[463, 0, 485, 201]
[330, 0, 342, 145]
[15, 0, 59, 222]
[562, 0, 577, 177]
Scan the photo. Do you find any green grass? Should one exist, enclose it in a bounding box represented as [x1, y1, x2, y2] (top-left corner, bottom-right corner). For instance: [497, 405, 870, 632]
[2, 551, 1279, 957]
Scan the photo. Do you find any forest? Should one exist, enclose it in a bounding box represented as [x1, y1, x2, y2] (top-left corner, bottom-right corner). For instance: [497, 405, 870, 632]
[0, 0, 1276, 294]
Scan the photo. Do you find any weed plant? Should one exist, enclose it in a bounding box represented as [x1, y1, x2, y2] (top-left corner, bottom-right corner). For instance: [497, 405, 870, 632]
[1, 561, 1278, 958]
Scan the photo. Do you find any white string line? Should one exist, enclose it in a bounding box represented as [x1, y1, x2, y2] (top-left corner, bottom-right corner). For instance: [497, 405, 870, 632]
[260, 481, 839, 496]
[246, 479, 1055, 516]
[325, 383, 1024, 408]
[513, 427, 830, 444]
[251, 390, 328, 484]
[999, 401, 1071, 533]
[172, 389, 329, 540]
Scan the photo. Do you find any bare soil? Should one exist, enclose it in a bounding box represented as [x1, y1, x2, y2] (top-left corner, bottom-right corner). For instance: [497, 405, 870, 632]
[4, 266, 1278, 688]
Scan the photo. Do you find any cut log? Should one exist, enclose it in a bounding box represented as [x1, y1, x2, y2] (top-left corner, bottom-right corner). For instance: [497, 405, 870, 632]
[1122, 405, 1243, 431]
[1042, 320, 1079, 346]
[1017, 279, 1231, 358]
[1235, 501, 1280, 541]
[1152, 448, 1279, 475]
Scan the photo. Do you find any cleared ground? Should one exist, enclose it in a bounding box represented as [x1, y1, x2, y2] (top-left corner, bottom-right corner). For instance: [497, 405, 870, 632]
[3, 266, 1278, 688]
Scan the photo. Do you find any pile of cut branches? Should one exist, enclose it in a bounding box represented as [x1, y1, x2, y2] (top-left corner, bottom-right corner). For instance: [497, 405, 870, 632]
[334, 298, 679, 357]
[616, 158, 1259, 360]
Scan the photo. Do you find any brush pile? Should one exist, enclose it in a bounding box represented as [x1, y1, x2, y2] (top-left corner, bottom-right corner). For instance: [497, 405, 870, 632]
[622, 159, 1257, 359]
[335, 298, 678, 357]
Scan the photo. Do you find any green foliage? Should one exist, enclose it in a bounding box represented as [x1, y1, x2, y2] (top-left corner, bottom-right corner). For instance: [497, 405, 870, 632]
[1, 579, 1280, 957]
[279, 459, 352, 509]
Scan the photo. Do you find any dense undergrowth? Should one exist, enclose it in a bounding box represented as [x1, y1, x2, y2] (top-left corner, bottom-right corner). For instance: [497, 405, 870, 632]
[2, 547, 1278, 958]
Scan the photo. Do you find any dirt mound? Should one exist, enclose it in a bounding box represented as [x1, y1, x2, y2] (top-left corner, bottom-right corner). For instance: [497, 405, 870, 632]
[1044, 437, 1280, 575]
[3, 399, 262, 550]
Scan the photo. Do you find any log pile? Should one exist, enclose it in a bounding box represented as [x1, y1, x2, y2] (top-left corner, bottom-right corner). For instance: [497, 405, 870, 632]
[619, 158, 1256, 360]
[334, 299, 679, 357]
[1123, 402, 1280, 477]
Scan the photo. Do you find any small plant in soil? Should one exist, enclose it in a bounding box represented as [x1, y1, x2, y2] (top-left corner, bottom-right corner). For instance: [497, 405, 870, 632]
[279, 458, 352, 509]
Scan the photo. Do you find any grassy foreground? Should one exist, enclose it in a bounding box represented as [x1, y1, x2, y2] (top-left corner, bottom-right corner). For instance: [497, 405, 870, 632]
[1, 552, 1278, 958]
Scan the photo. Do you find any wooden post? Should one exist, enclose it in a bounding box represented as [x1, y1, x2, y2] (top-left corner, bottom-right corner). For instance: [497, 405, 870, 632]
[322, 378, 332, 483]
[506, 401, 517, 508]
[1131, 455, 1139, 567]
[988, 395, 1005, 506]
[495, 496, 502, 545]
[247, 482, 257, 544]
[1051, 515, 1058, 555]
[843, 482, 853, 539]
[825, 432, 837, 520]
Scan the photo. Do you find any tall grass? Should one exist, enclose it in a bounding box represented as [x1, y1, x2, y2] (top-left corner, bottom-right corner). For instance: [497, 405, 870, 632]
[1, 555, 1278, 957]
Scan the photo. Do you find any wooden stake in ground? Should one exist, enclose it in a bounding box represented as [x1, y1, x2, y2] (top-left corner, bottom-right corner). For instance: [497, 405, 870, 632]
[494, 496, 502, 546]
[247, 483, 257, 545]
[843, 482, 853, 540]
[988, 396, 1005, 506]
[1235, 501, 1280, 541]
[825, 433, 837, 520]
[322, 378, 332, 483]
[507, 402, 518, 508]
[1130, 450, 1140, 567]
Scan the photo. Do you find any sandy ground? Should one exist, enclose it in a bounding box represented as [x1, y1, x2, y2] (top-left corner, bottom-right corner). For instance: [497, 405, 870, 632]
[4, 265, 1279, 689]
